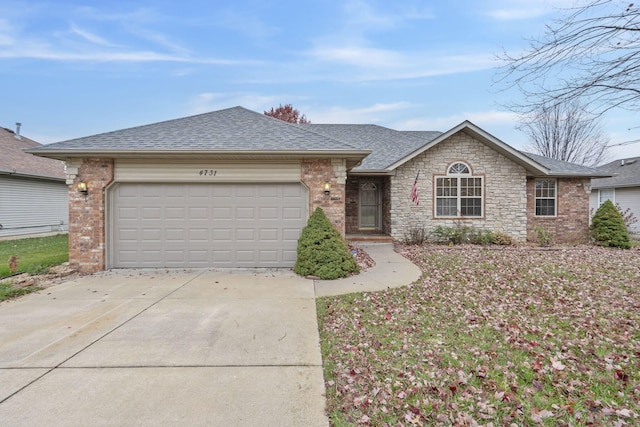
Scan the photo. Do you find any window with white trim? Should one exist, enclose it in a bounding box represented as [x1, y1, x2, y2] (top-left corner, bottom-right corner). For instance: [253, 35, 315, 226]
[598, 188, 615, 205]
[535, 179, 556, 216]
[435, 162, 483, 217]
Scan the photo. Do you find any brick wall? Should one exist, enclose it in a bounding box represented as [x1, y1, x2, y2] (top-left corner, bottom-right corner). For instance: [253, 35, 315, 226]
[345, 176, 359, 234]
[301, 158, 346, 235]
[390, 132, 528, 242]
[68, 158, 113, 273]
[526, 177, 591, 243]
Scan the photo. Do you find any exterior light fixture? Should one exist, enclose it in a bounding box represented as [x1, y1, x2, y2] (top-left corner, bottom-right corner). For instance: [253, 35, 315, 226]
[323, 181, 331, 196]
[77, 181, 88, 195]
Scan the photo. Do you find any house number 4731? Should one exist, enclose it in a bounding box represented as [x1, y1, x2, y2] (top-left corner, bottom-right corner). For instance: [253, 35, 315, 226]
[199, 169, 217, 176]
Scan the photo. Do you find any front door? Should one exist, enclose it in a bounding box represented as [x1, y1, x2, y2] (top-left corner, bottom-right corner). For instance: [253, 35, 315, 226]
[359, 180, 381, 230]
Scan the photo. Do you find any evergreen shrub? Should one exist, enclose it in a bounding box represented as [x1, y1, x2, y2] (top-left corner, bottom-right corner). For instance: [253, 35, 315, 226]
[590, 200, 631, 249]
[294, 208, 359, 279]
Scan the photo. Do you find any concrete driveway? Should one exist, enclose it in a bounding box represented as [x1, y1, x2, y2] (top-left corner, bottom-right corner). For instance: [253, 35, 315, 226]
[0, 270, 327, 427]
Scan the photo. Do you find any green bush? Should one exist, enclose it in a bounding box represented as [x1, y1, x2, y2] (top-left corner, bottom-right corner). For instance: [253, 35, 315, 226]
[432, 224, 472, 244]
[431, 225, 512, 246]
[294, 208, 359, 280]
[533, 226, 552, 247]
[590, 200, 631, 249]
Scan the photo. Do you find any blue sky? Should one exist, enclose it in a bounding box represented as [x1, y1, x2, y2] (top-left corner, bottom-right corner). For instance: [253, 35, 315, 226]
[2, 0, 639, 161]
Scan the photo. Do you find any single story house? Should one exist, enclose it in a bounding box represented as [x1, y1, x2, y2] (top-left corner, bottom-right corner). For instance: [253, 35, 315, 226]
[590, 157, 640, 235]
[28, 106, 610, 273]
[0, 125, 68, 239]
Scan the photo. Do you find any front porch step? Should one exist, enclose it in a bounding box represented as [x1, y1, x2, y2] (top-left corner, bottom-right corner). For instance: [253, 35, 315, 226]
[347, 234, 394, 243]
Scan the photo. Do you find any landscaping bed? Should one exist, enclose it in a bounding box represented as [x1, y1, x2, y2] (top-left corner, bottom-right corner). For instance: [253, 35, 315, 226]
[318, 245, 640, 426]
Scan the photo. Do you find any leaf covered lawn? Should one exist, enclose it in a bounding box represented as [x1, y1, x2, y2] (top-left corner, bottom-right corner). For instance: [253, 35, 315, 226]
[318, 246, 640, 426]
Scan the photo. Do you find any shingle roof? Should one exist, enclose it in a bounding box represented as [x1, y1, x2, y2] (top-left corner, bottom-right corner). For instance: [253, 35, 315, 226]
[520, 152, 612, 177]
[302, 124, 441, 170]
[25, 106, 612, 179]
[0, 127, 65, 180]
[29, 106, 364, 154]
[591, 157, 640, 188]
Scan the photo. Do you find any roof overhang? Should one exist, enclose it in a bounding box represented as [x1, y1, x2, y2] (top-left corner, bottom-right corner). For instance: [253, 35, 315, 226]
[27, 149, 372, 170]
[0, 169, 65, 182]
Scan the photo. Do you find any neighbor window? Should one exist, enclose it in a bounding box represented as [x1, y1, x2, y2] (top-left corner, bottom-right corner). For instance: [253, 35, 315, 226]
[598, 188, 615, 205]
[435, 162, 483, 217]
[535, 179, 556, 216]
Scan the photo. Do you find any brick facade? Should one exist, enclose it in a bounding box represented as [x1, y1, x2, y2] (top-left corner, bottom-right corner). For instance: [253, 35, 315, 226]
[389, 132, 529, 242]
[68, 158, 114, 273]
[526, 177, 591, 243]
[301, 158, 346, 235]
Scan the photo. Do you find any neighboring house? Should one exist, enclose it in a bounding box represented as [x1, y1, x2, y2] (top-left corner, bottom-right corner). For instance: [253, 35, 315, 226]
[28, 107, 610, 273]
[0, 125, 68, 238]
[590, 157, 640, 235]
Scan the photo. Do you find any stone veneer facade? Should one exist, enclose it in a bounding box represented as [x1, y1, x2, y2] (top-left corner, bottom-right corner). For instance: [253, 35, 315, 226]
[526, 177, 591, 243]
[68, 158, 114, 273]
[389, 133, 529, 242]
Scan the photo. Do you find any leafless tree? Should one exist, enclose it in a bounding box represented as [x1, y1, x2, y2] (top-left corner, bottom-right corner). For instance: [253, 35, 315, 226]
[264, 104, 310, 124]
[496, 0, 640, 117]
[519, 101, 611, 166]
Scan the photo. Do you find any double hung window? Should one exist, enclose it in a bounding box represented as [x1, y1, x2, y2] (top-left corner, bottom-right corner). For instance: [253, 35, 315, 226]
[534, 179, 556, 216]
[435, 162, 483, 217]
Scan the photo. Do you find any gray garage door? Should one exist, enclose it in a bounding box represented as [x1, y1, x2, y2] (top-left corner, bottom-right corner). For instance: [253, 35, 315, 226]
[110, 183, 308, 268]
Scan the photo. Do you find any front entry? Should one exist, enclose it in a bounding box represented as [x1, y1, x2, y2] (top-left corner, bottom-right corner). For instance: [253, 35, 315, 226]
[359, 180, 381, 230]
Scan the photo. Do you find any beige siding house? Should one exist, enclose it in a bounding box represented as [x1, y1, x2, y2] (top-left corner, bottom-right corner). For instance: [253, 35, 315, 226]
[29, 107, 609, 273]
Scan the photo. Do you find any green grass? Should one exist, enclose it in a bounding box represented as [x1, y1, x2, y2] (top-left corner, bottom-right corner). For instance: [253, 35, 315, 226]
[0, 281, 40, 300]
[318, 246, 640, 426]
[0, 234, 68, 277]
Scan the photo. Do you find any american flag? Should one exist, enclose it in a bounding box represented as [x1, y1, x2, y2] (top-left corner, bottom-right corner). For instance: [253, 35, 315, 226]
[411, 171, 420, 205]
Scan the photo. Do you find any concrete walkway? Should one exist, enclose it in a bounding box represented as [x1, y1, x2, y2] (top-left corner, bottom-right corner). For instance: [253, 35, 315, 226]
[0, 244, 420, 426]
[314, 242, 422, 297]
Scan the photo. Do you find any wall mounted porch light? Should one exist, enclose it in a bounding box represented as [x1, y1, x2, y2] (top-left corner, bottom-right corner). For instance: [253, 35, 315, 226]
[77, 181, 88, 195]
[323, 181, 331, 196]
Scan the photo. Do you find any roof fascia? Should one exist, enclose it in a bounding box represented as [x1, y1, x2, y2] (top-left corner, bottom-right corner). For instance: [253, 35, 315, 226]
[0, 169, 65, 182]
[348, 169, 396, 176]
[26, 149, 371, 162]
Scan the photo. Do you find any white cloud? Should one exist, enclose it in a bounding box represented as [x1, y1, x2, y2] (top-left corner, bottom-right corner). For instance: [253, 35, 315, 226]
[186, 93, 297, 115]
[308, 102, 413, 124]
[487, 8, 549, 20]
[485, 0, 576, 21]
[343, 0, 434, 31]
[309, 45, 404, 68]
[69, 24, 118, 47]
[394, 110, 519, 131]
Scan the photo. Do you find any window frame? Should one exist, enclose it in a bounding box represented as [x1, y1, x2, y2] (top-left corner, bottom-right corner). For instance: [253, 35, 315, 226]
[434, 162, 484, 219]
[598, 188, 615, 206]
[534, 178, 557, 217]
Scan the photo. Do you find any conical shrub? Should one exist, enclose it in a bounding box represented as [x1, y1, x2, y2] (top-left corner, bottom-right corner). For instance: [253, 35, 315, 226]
[590, 200, 631, 249]
[294, 208, 359, 279]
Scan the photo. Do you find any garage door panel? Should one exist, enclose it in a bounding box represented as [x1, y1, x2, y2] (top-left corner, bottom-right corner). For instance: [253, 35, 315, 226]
[283, 207, 303, 220]
[283, 228, 302, 241]
[118, 207, 138, 220]
[141, 229, 162, 241]
[111, 183, 308, 268]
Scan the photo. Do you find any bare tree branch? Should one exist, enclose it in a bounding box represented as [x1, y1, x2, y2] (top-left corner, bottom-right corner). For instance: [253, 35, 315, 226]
[495, 0, 640, 116]
[518, 101, 611, 166]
